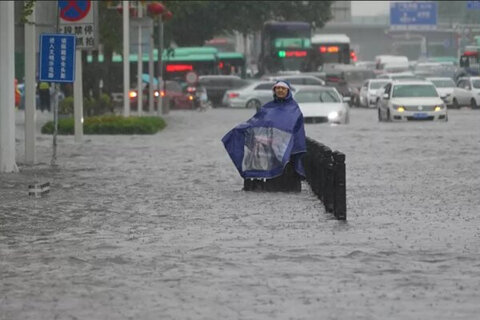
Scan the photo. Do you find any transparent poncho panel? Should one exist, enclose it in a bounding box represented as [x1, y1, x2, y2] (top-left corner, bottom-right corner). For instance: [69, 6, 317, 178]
[242, 127, 292, 171]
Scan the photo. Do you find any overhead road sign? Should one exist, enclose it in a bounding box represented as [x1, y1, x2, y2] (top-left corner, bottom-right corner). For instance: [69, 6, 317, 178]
[390, 2, 437, 31]
[467, 1, 480, 10]
[39, 34, 76, 83]
[58, 0, 98, 49]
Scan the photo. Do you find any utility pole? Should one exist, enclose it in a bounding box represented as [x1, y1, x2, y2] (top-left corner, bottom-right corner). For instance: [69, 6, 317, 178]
[0, 1, 18, 173]
[25, 1, 36, 164]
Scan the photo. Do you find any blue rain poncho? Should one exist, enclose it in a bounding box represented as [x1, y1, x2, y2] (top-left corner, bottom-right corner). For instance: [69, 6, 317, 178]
[222, 80, 306, 179]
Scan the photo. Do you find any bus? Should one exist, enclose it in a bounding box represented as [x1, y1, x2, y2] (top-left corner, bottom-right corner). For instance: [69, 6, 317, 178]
[458, 47, 480, 78]
[162, 46, 219, 80]
[258, 21, 313, 75]
[310, 34, 351, 70]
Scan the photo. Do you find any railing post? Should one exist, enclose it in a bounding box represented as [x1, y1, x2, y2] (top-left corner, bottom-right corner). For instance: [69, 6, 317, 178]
[333, 151, 347, 220]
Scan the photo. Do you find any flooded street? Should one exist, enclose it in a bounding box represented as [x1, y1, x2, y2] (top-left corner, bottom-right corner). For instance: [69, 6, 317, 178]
[1, 108, 480, 319]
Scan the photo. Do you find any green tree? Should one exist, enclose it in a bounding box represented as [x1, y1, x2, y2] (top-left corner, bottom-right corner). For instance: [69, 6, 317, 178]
[162, 1, 333, 46]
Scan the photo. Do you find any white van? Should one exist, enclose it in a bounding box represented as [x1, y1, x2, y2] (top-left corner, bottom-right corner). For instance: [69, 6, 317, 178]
[375, 55, 409, 74]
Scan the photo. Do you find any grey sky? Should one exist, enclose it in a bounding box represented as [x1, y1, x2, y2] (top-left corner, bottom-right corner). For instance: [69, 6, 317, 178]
[351, 1, 390, 16]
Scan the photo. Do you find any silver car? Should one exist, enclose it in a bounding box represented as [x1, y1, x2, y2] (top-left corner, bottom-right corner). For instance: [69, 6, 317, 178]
[222, 81, 275, 109]
[293, 85, 350, 124]
[425, 77, 456, 107]
[359, 79, 392, 108]
[450, 77, 480, 108]
[261, 74, 325, 86]
[377, 80, 447, 122]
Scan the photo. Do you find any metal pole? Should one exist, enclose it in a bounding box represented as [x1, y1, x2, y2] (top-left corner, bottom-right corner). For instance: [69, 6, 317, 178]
[148, 30, 154, 113]
[25, 1, 36, 164]
[73, 48, 84, 143]
[123, 0, 130, 117]
[51, 83, 58, 166]
[0, 1, 18, 172]
[157, 18, 165, 116]
[137, 1, 143, 116]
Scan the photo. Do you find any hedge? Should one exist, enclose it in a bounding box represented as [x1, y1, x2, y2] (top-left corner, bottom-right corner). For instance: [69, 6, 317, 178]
[41, 115, 166, 135]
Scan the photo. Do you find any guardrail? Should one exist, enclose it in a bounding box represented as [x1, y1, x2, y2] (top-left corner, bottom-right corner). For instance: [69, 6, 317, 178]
[303, 137, 346, 220]
[242, 137, 346, 220]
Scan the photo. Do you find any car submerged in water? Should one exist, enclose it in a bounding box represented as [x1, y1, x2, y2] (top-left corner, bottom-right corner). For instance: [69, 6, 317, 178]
[293, 85, 350, 124]
[376, 80, 448, 122]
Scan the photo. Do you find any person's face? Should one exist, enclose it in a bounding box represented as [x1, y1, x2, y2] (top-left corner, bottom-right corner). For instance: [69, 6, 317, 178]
[274, 86, 289, 98]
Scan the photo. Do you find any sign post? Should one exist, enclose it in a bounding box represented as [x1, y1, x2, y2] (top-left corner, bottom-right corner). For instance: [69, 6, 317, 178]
[58, 0, 98, 143]
[39, 34, 76, 165]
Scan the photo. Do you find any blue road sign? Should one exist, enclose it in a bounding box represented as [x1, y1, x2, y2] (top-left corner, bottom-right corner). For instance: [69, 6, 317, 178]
[467, 1, 480, 10]
[39, 34, 76, 83]
[390, 2, 437, 30]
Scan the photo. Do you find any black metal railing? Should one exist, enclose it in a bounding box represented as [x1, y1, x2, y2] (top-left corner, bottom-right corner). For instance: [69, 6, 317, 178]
[242, 137, 347, 220]
[303, 137, 346, 220]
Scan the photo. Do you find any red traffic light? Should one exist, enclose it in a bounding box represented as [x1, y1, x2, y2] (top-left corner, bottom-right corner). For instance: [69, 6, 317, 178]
[147, 2, 165, 15]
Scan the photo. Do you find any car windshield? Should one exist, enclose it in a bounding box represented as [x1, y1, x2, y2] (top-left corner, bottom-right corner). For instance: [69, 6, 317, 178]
[392, 84, 439, 98]
[430, 79, 455, 88]
[472, 80, 480, 89]
[295, 89, 340, 103]
[370, 81, 389, 89]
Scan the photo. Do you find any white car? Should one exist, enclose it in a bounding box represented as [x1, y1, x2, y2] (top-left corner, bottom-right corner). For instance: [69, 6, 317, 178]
[377, 80, 447, 122]
[261, 74, 325, 86]
[222, 81, 275, 109]
[293, 85, 350, 124]
[376, 72, 419, 81]
[450, 77, 480, 109]
[359, 79, 392, 108]
[425, 77, 456, 107]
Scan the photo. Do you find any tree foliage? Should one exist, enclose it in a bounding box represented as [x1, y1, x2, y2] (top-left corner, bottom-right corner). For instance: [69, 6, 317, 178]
[101, 1, 333, 47]
[162, 1, 333, 45]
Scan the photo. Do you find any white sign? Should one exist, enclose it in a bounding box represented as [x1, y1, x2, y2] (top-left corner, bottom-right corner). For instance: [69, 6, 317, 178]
[58, 0, 98, 49]
[130, 17, 154, 54]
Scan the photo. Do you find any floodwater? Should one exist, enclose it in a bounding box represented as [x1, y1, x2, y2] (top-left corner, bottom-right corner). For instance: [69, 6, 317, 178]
[1, 108, 480, 319]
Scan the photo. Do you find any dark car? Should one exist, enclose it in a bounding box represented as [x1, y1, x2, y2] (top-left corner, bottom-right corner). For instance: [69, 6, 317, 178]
[129, 80, 194, 111]
[325, 66, 376, 107]
[198, 75, 248, 107]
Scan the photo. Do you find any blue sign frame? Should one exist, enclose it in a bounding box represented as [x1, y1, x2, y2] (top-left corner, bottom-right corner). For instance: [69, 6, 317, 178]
[390, 2, 437, 30]
[39, 34, 76, 83]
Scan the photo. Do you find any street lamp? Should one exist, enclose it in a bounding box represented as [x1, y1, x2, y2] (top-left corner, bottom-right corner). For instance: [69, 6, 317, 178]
[147, 2, 172, 115]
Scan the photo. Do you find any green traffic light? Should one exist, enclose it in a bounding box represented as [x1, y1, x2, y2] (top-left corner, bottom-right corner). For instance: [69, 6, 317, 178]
[278, 50, 286, 58]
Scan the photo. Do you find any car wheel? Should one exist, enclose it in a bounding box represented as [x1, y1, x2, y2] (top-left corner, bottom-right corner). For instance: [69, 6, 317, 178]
[246, 99, 261, 109]
[452, 98, 459, 109]
[471, 98, 477, 109]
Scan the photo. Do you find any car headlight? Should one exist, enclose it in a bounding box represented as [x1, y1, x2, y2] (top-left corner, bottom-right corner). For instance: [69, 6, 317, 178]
[328, 111, 339, 120]
[434, 104, 446, 111]
[393, 104, 405, 112]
